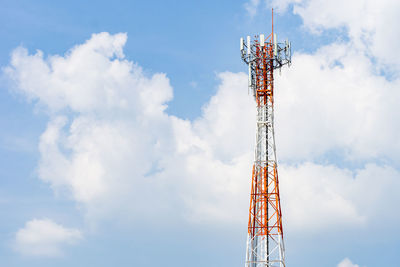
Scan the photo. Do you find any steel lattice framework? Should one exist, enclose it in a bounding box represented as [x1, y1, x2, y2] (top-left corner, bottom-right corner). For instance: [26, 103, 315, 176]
[240, 11, 291, 267]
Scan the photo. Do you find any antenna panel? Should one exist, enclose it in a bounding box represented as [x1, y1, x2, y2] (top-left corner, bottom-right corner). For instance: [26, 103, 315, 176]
[248, 62, 252, 87]
[260, 34, 265, 46]
[247, 36, 251, 55]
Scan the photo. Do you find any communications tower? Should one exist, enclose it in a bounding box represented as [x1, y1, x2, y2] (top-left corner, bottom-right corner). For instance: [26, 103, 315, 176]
[240, 10, 291, 267]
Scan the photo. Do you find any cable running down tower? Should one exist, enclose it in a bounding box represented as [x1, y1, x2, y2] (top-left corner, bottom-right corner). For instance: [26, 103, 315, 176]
[240, 11, 291, 267]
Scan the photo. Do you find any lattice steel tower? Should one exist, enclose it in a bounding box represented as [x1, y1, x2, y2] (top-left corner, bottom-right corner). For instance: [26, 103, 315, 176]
[240, 11, 291, 267]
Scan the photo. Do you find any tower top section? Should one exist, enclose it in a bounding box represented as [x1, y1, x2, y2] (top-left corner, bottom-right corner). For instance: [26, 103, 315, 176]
[240, 9, 291, 69]
[240, 9, 292, 104]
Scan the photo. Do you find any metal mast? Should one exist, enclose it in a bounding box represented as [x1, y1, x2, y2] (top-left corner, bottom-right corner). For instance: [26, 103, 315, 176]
[240, 10, 291, 267]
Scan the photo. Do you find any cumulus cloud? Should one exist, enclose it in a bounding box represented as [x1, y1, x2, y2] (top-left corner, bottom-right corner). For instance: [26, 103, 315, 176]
[4, 33, 255, 225]
[280, 163, 400, 232]
[337, 258, 361, 267]
[270, 0, 400, 72]
[14, 219, 82, 257]
[4, 32, 172, 115]
[4, 30, 400, 236]
[275, 42, 400, 162]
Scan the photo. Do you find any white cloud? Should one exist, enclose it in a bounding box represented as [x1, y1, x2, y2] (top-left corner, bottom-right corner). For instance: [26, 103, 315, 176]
[4, 32, 400, 236]
[275, 42, 400, 162]
[158, 72, 255, 223]
[271, 0, 400, 71]
[14, 219, 82, 257]
[337, 258, 361, 267]
[4, 32, 172, 115]
[4, 33, 254, 225]
[281, 163, 365, 231]
[280, 163, 400, 233]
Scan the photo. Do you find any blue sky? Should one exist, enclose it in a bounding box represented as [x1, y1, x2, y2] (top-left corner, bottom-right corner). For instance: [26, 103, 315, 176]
[1, 1, 400, 267]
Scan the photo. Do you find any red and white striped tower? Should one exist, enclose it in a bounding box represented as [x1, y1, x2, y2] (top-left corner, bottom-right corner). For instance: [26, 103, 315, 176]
[240, 10, 291, 267]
